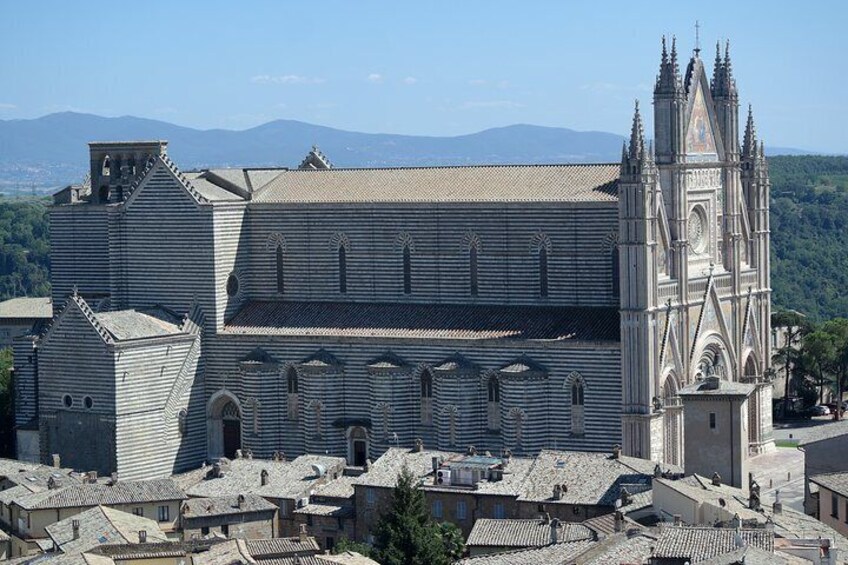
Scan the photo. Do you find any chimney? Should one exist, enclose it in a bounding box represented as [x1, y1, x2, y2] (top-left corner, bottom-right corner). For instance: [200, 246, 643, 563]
[138, 530, 147, 543]
[238, 494, 246, 508]
[711, 472, 722, 486]
[72, 519, 80, 540]
[87, 471, 98, 484]
[235, 449, 243, 459]
[47, 476, 60, 490]
[614, 510, 624, 533]
[110, 472, 118, 485]
[414, 438, 424, 452]
[654, 463, 662, 478]
[467, 445, 477, 456]
[773, 489, 783, 514]
[432, 456, 440, 472]
[261, 469, 269, 486]
[612, 445, 621, 459]
[553, 484, 563, 500]
[51, 454, 61, 468]
[673, 514, 681, 526]
[298, 523, 308, 543]
[542, 512, 550, 525]
[549, 518, 561, 544]
[245, 448, 253, 459]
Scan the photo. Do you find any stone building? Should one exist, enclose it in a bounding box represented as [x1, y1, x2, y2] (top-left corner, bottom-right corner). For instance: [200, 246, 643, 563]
[14, 35, 773, 478]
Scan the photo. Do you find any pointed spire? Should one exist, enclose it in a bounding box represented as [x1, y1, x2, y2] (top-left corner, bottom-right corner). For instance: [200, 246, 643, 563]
[711, 41, 723, 90]
[759, 140, 766, 160]
[628, 100, 645, 159]
[656, 35, 684, 95]
[671, 36, 679, 75]
[723, 40, 737, 96]
[743, 104, 757, 158]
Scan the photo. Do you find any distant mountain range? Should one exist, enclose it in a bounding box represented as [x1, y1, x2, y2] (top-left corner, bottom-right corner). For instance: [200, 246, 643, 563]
[0, 112, 818, 191]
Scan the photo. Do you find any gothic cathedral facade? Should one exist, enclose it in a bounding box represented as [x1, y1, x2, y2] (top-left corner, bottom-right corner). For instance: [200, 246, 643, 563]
[13, 36, 773, 479]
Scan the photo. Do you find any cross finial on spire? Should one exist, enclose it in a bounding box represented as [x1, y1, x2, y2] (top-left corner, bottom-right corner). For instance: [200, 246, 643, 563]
[694, 20, 701, 56]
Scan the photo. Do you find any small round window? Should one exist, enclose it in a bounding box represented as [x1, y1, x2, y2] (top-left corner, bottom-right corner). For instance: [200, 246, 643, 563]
[84, 396, 94, 409]
[688, 207, 708, 254]
[226, 273, 240, 297]
[62, 395, 73, 408]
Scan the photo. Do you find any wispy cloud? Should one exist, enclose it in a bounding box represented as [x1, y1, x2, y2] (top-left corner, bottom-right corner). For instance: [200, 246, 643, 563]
[0, 103, 16, 110]
[367, 73, 383, 83]
[251, 74, 325, 85]
[461, 100, 524, 110]
[403, 76, 418, 85]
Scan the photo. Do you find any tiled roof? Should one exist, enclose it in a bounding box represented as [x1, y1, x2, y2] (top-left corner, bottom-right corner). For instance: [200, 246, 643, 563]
[185, 176, 246, 202]
[653, 525, 774, 562]
[180, 455, 345, 500]
[253, 164, 619, 204]
[798, 419, 848, 446]
[244, 537, 320, 558]
[455, 539, 596, 565]
[698, 544, 789, 565]
[293, 502, 354, 518]
[311, 475, 357, 499]
[315, 552, 380, 565]
[572, 531, 658, 565]
[181, 494, 278, 518]
[0, 297, 53, 319]
[225, 301, 620, 342]
[46, 506, 168, 554]
[678, 378, 755, 397]
[465, 518, 593, 548]
[581, 513, 642, 537]
[192, 539, 257, 565]
[94, 309, 183, 341]
[516, 450, 655, 506]
[16, 478, 186, 510]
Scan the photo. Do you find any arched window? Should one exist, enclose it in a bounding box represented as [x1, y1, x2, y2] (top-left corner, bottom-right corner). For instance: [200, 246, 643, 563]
[338, 245, 347, 294]
[539, 246, 549, 298]
[611, 247, 620, 301]
[402, 243, 412, 295]
[571, 378, 585, 436]
[469, 244, 479, 297]
[276, 245, 285, 294]
[487, 377, 500, 431]
[101, 155, 111, 177]
[420, 369, 433, 426]
[286, 367, 299, 421]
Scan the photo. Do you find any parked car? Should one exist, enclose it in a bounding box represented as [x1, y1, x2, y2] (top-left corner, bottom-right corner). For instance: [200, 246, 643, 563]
[811, 405, 831, 416]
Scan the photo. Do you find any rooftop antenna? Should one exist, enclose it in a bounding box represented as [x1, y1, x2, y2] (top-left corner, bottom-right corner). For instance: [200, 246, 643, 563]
[694, 20, 701, 57]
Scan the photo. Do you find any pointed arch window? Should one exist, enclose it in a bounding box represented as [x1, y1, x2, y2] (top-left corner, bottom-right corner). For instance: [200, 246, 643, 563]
[487, 376, 500, 431]
[402, 243, 412, 295]
[571, 377, 585, 436]
[539, 246, 549, 298]
[286, 367, 299, 421]
[276, 245, 285, 294]
[338, 244, 348, 294]
[469, 243, 479, 297]
[420, 369, 433, 426]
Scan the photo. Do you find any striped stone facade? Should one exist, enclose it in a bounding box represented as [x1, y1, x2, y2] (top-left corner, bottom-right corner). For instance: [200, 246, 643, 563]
[20, 39, 774, 479]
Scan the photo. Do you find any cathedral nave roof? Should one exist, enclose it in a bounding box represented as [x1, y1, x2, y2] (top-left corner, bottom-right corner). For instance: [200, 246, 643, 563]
[224, 301, 620, 342]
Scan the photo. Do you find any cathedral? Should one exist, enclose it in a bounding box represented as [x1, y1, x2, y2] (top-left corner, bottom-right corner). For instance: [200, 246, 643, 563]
[13, 36, 774, 480]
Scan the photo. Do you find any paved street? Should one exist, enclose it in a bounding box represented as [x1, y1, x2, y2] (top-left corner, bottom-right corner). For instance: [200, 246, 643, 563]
[749, 417, 844, 514]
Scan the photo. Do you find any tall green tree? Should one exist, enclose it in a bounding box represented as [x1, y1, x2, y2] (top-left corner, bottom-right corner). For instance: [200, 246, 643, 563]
[817, 319, 848, 419]
[372, 467, 465, 565]
[771, 310, 809, 412]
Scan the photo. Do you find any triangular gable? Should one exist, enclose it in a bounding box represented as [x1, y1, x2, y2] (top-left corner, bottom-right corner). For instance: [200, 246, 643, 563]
[40, 294, 114, 349]
[741, 292, 763, 362]
[659, 310, 684, 378]
[123, 155, 209, 210]
[684, 65, 724, 159]
[690, 275, 736, 364]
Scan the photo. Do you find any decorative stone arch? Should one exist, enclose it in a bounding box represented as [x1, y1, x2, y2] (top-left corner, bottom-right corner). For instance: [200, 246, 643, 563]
[692, 332, 734, 381]
[282, 363, 300, 421]
[528, 231, 552, 255]
[225, 269, 245, 299]
[741, 351, 761, 447]
[565, 372, 586, 437]
[375, 401, 392, 440]
[265, 232, 287, 252]
[306, 399, 325, 439]
[346, 426, 370, 466]
[529, 232, 552, 298]
[460, 230, 482, 254]
[485, 370, 501, 431]
[207, 389, 243, 460]
[599, 231, 618, 253]
[394, 231, 416, 253]
[660, 369, 683, 466]
[328, 232, 351, 253]
[742, 352, 760, 379]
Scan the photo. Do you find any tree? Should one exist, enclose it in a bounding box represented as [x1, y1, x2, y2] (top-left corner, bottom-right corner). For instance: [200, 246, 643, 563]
[371, 467, 465, 565]
[771, 310, 808, 413]
[332, 536, 373, 558]
[817, 319, 848, 419]
[0, 347, 14, 457]
[800, 330, 837, 404]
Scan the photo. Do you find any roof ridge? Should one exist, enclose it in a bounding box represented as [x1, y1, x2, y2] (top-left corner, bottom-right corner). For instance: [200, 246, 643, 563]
[285, 162, 619, 172]
[72, 293, 114, 345]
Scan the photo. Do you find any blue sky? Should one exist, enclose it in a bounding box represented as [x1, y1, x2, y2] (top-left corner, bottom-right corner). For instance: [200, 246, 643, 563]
[1, 0, 845, 152]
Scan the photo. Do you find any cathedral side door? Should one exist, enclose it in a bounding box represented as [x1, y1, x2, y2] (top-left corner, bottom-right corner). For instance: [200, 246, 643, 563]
[353, 440, 367, 466]
[223, 418, 241, 459]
